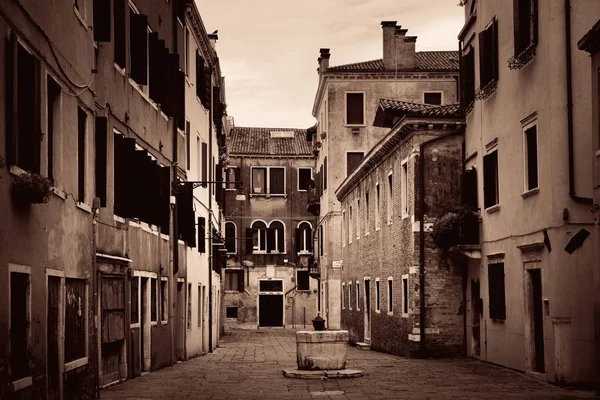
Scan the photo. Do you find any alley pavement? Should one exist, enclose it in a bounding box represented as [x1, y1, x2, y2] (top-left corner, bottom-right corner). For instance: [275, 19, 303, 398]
[101, 329, 595, 400]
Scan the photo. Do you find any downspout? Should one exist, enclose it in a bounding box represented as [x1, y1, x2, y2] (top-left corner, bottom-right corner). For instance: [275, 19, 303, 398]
[170, 2, 178, 366]
[461, 139, 468, 357]
[208, 70, 214, 353]
[418, 130, 464, 357]
[565, 0, 593, 205]
[92, 202, 100, 398]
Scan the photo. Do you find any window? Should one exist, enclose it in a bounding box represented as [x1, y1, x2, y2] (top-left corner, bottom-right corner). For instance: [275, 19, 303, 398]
[226, 307, 238, 319]
[93, 0, 111, 42]
[346, 92, 365, 125]
[225, 270, 244, 292]
[342, 210, 346, 247]
[375, 279, 381, 313]
[349, 206, 353, 244]
[251, 167, 285, 195]
[201, 142, 208, 182]
[387, 277, 393, 314]
[375, 184, 381, 230]
[323, 157, 328, 191]
[523, 123, 538, 192]
[298, 168, 313, 191]
[319, 224, 324, 256]
[184, 27, 190, 75]
[356, 282, 360, 311]
[488, 261, 506, 320]
[461, 45, 476, 108]
[10, 268, 30, 382]
[402, 275, 409, 316]
[150, 278, 157, 323]
[296, 270, 310, 291]
[347, 152, 364, 176]
[387, 173, 393, 224]
[513, 0, 538, 57]
[483, 150, 499, 209]
[249, 221, 267, 252]
[268, 221, 285, 253]
[95, 116, 107, 206]
[423, 92, 442, 105]
[348, 281, 352, 310]
[65, 278, 87, 365]
[296, 221, 313, 253]
[161, 278, 168, 323]
[114, 0, 126, 68]
[365, 191, 369, 235]
[47, 76, 61, 183]
[198, 217, 206, 253]
[225, 166, 240, 190]
[478, 18, 499, 90]
[129, 7, 148, 85]
[197, 285, 202, 328]
[356, 199, 360, 239]
[185, 120, 191, 170]
[77, 107, 87, 202]
[341, 282, 346, 309]
[401, 161, 409, 217]
[225, 222, 237, 253]
[187, 283, 192, 330]
[131, 277, 139, 324]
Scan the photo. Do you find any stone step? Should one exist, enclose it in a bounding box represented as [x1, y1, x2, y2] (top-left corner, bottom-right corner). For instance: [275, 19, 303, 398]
[355, 342, 371, 351]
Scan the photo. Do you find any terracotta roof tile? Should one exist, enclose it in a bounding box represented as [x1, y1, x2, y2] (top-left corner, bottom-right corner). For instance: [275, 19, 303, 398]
[326, 51, 459, 73]
[374, 99, 463, 127]
[229, 127, 312, 156]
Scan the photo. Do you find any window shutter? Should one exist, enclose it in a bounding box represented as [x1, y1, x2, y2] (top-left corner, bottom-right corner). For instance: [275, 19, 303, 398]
[148, 33, 161, 104]
[201, 142, 208, 183]
[6, 32, 18, 166]
[215, 163, 223, 204]
[177, 22, 184, 71]
[130, 13, 148, 85]
[95, 117, 108, 207]
[234, 168, 241, 189]
[266, 228, 276, 253]
[113, 0, 126, 68]
[295, 228, 302, 253]
[177, 188, 195, 248]
[158, 166, 171, 235]
[198, 217, 206, 253]
[237, 271, 245, 293]
[317, 166, 323, 195]
[177, 70, 185, 131]
[121, 138, 136, 218]
[483, 153, 494, 208]
[204, 66, 212, 110]
[277, 227, 285, 252]
[245, 228, 254, 254]
[93, 0, 111, 42]
[306, 228, 313, 252]
[196, 51, 204, 100]
[185, 120, 191, 170]
[269, 168, 285, 195]
[478, 30, 488, 88]
[492, 19, 499, 81]
[513, 0, 521, 56]
[531, 0, 538, 45]
[324, 157, 328, 191]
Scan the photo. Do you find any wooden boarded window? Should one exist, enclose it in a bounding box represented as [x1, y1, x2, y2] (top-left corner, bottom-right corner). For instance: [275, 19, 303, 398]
[10, 271, 30, 380]
[65, 278, 86, 363]
[269, 167, 285, 195]
[150, 278, 157, 323]
[296, 270, 310, 291]
[346, 152, 363, 176]
[346, 92, 364, 125]
[101, 276, 126, 343]
[483, 150, 499, 209]
[77, 107, 87, 202]
[488, 261, 506, 320]
[113, 0, 126, 68]
[478, 18, 499, 89]
[131, 277, 139, 324]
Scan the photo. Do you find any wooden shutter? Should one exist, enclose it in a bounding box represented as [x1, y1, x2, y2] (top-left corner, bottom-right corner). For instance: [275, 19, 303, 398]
[6, 31, 18, 167]
[295, 228, 302, 253]
[204, 66, 212, 109]
[323, 157, 328, 191]
[306, 228, 313, 252]
[234, 168, 241, 189]
[93, 0, 111, 42]
[180, 188, 196, 247]
[196, 51, 204, 100]
[245, 228, 254, 254]
[95, 117, 107, 207]
[513, 0, 521, 55]
[185, 120, 191, 169]
[177, 70, 185, 130]
[215, 163, 223, 205]
[158, 166, 171, 234]
[198, 217, 206, 253]
[478, 30, 488, 88]
[269, 168, 285, 195]
[114, 0, 126, 68]
[101, 276, 126, 343]
[492, 19, 499, 81]
[266, 228, 276, 253]
[531, 0, 538, 46]
[148, 33, 162, 104]
[347, 153, 363, 175]
[130, 13, 148, 85]
[177, 22, 184, 71]
[237, 271, 245, 292]
[346, 93, 364, 125]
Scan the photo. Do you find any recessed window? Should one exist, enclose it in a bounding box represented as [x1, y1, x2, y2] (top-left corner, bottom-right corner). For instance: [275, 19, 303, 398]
[346, 92, 365, 125]
[365, 191, 370, 235]
[225, 270, 244, 292]
[402, 275, 409, 317]
[187, 283, 192, 330]
[342, 210, 346, 248]
[356, 199, 361, 240]
[225, 222, 237, 254]
[160, 278, 168, 323]
[375, 279, 381, 313]
[151, 278, 157, 323]
[342, 282, 346, 310]
[401, 162, 409, 217]
[77, 107, 87, 202]
[513, 0, 538, 57]
[298, 168, 313, 191]
[356, 282, 360, 311]
[375, 184, 381, 230]
[423, 92, 442, 105]
[226, 307, 238, 319]
[225, 166, 240, 190]
[114, 0, 126, 68]
[268, 221, 286, 253]
[198, 285, 203, 328]
[387, 173, 393, 224]
[10, 269, 30, 381]
[296, 270, 310, 291]
[251, 167, 285, 195]
[296, 221, 313, 253]
[524, 124, 538, 192]
[348, 206, 353, 244]
[387, 277, 393, 314]
[488, 261, 506, 320]
[346, 152, 364, 176]
[131, 276, 139, 324]
[483, 150, 499, 209]
[319, 224, 324, 256]
[461, 46, 476, 108]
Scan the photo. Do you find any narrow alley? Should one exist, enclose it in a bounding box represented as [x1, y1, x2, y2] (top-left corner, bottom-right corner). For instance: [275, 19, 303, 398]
[101, 329, 593, 400]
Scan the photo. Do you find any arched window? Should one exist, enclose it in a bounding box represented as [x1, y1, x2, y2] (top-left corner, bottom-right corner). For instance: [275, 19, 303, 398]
[295, 221, 313, 253]
[225, 222, 236, 254]
[268, 221, 285, 253]
[249, 221, 267, 253]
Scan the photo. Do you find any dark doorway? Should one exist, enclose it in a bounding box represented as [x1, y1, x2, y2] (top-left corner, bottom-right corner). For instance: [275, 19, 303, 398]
[259, 295, 283, 327]
[176, 282, 185, 361]
[470, 279, 481, 356]
[47, 276, 61, 400]
[530, 269, 545, 373]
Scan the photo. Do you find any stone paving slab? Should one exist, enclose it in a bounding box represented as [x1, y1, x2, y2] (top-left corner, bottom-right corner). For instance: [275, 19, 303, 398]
[101, 329, 595, 400]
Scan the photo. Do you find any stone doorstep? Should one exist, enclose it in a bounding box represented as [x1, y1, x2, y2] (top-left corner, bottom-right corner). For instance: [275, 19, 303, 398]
[282, 369, 363, 380]
[355, 342, 371, 351]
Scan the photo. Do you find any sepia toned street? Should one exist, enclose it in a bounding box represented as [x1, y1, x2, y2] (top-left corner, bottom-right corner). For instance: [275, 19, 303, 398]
[101, 329, 594, 400]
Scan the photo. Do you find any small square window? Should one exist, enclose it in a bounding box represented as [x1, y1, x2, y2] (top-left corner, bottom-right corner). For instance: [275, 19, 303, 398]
[423, 92, 442, 105]
[226, 307, 238, 319]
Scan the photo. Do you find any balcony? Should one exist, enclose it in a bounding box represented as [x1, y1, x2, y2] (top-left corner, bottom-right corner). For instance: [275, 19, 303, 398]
[449, 211, 481, 260]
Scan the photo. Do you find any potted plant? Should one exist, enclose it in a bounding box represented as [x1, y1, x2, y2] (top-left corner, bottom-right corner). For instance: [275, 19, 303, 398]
[431, 206, 479, 249]
[12, 172, 52, 204]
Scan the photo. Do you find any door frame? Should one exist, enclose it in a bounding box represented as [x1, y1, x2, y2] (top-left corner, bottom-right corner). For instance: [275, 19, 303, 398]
[46, 269, 65, 400]
[524, 264, 546, 376]
[257, 278, 284, 328]
[364, 277, 371, 342]
[133, 270, 156, 372]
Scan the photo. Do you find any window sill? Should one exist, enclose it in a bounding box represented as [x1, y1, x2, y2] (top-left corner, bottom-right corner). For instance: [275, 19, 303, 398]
[401, 313, 409, 318]
[73, 6, 88, 30]
[161, 319, 168, 325]
[387, 311, 394, 316]
[375, 226, 380, 232]
[11, 376, 32, 392]
[375, 309, 381, 314]
[297, 289, 311, 293]
[521, 187, 539, 199]
[225, 290, 243, 294]
[51, 186, 67, 200]
[65, 357, 88, 372]
[485, 204, 501, 214]
[249, 193, 287, 198]
[114, 63, 126, 76]
[130, 323, 140, 329]
[226, 252, 237, 255]
[9, 165, 27, 177]
[297, 251, 313, 256]
[76, 202, 92, 213]
[151, 321, 158, 326]
[129, 78, 158, 112]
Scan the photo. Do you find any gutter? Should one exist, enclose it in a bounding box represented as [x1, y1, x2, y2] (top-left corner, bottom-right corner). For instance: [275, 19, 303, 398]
[418, 130, 464, 356]
[565, 0, 593, 205]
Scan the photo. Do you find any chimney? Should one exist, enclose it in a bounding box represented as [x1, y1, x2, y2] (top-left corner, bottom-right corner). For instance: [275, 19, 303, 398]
[208, 33, 218, 50]
[381, 21, 417, 71]
[318, 48, 330, 75]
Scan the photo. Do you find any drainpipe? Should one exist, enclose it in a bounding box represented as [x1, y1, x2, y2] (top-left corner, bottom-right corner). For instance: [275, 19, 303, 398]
[418, 130, 464, 357]
[170, 2, 178, 366]
[92, 200, 100, 398]
[208, 71, 214, 353]
[565, 0, 593, 205]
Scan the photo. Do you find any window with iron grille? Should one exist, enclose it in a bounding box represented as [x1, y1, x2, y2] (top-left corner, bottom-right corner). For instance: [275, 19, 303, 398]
[488, 261, 506, 320]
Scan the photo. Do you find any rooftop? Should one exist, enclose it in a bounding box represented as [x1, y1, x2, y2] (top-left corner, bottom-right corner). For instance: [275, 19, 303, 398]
[326, 51, 460, 73]
[229, 127, 312, 156]
[374, 99, 463, 128]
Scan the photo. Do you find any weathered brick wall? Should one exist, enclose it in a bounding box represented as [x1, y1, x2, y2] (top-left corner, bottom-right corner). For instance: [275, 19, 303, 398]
[340, 129, 465, 358]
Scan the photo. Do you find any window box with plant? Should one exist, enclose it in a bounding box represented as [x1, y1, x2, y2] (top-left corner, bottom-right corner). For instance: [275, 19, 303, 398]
[12, 172, 52, 204]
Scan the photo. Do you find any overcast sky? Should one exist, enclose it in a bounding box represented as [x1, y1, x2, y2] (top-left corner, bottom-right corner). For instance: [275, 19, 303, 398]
[197, 0, 465, 129]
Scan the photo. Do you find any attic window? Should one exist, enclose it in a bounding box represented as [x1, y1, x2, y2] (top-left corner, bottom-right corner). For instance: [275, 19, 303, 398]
[270, 131, 295, 138]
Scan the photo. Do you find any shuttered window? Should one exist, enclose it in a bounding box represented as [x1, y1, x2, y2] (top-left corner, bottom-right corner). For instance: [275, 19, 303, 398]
[225, 222, 236, 253]
[483, 150, 499, 208]
[460, 46, 476, 108]
[513, 0, 538, 56]
[269, 168, 285, 195]
[185, 120, 191, 170]
[129, 10, 148, 85]
[161, 279, 168, 322]
[77, 107, 87, 202]
[346, 152, 364, 176]
[346, 92, 365, 125]
[298, 168, 312, 191]
[201, 142, 208, 183]
[196, 51, 205, 101]
[488, 261, 506, 320]
[47, 75, 60, 182]
[226, 167, 240, 190]
[65, 279, 87, 363]
[198, 217, 206, 253]
[524, 125, 538, 191]
[462, 167, 478, 209]
[297, 270, 310, 291]
[479, 18, 498, 89]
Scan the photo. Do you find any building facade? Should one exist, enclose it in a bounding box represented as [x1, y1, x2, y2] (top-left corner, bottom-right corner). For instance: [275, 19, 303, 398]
[223, 127, 318, 329]
[336, 101, 466, 356]
[458, 0, 598, 384]
[0, 0, 226, 397]
[308, 22, 459, 329]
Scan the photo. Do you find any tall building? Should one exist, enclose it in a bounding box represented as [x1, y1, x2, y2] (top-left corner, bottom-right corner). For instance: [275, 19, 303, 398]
[308, 22, 459, 329]
[458, 0, 598, 384]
